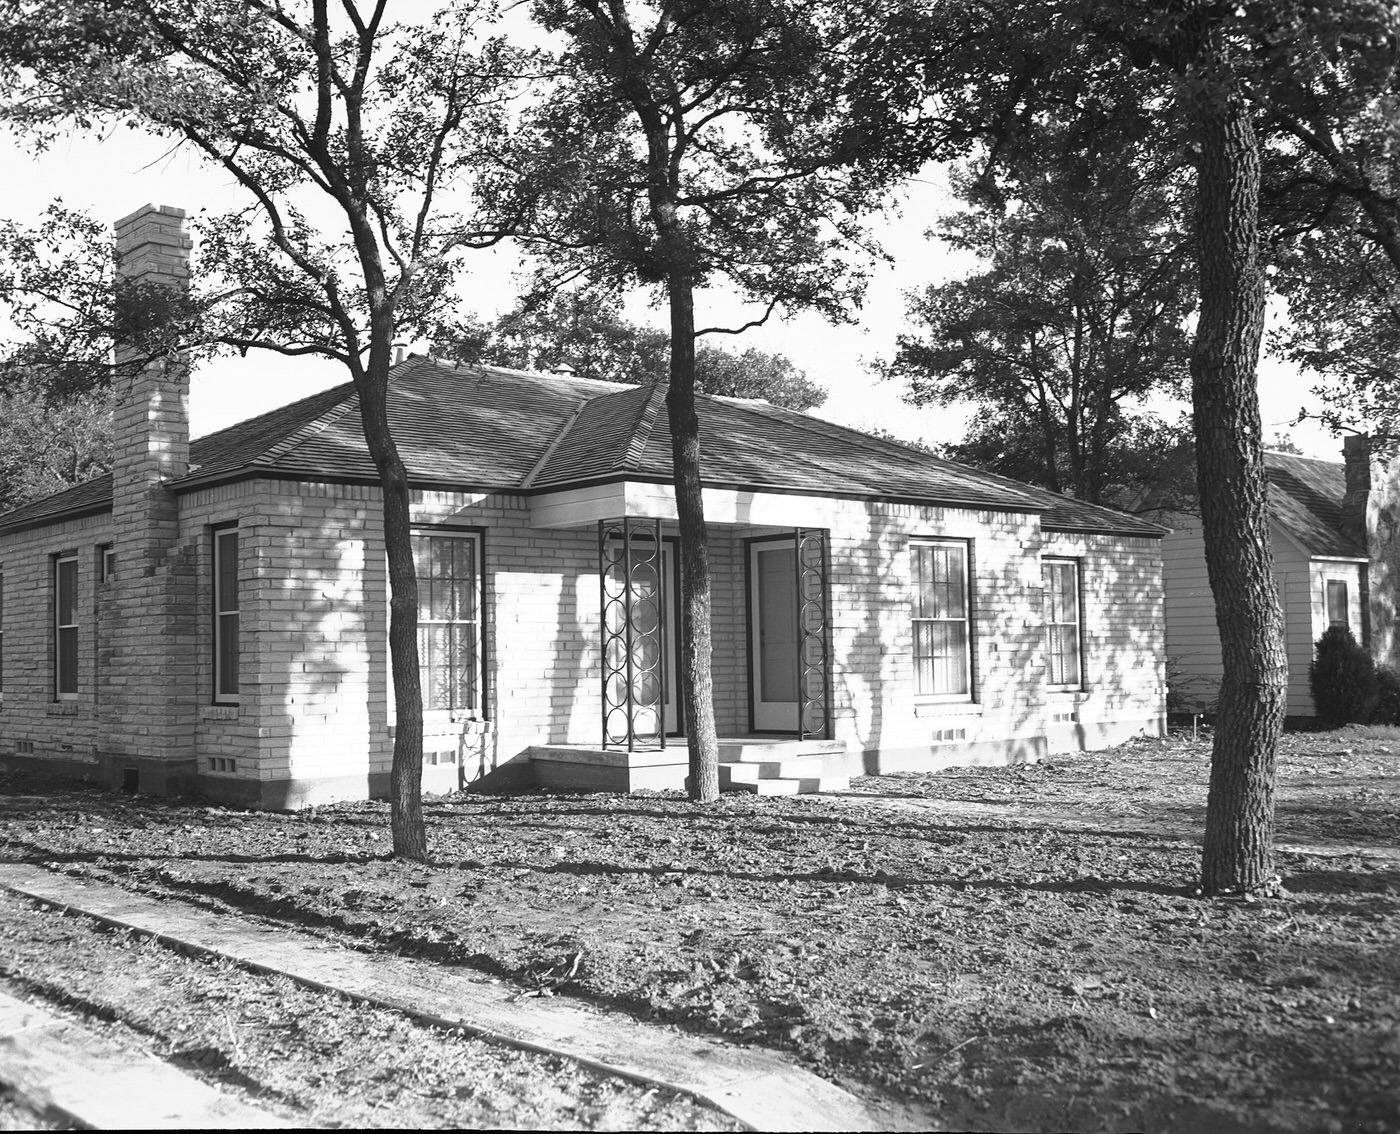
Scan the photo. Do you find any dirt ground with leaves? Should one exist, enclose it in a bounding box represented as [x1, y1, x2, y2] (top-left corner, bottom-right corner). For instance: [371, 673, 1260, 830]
[2, 726, 1398, 1133]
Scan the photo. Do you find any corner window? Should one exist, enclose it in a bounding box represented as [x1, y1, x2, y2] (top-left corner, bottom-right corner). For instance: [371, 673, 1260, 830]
[911, 539, 971, 697]
[1043, 559, 1083, 689]
[213, 527, 240, 702]
[54, 553, 78, 700]
[413, 530, 482, 714]
[1325, 579, 1349, 630]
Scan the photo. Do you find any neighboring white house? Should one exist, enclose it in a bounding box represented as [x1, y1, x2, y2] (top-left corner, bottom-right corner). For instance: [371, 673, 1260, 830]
[0, 206, 1169, 807]
[1156, 445, 1398, 720]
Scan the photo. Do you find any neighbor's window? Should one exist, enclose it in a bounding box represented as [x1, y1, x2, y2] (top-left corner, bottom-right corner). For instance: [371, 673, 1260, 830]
[213, 527, 240, 701]
[1325, 579, 1349, 630]
[413, 530, 481, 714]
[911, 539, 971, 697]
[54, 553, 78, 700]
[1043, 558, 1083, 689]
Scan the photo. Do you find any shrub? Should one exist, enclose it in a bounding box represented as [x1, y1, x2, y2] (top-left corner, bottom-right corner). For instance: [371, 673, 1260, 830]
[1310, 626, 1378, 727]
[1374, 665, 1400, 726]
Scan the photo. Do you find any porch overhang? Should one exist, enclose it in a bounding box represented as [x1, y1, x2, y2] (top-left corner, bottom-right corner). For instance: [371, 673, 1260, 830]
[529, 479, 844, 529]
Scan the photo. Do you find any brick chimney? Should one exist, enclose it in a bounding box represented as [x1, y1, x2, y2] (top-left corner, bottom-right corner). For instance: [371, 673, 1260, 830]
[1341, 433, 1371, 549]
[105, 204, 198, 793]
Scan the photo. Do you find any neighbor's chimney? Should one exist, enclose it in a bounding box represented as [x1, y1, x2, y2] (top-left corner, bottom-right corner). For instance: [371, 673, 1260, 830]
[1342, 433, 1371, 549]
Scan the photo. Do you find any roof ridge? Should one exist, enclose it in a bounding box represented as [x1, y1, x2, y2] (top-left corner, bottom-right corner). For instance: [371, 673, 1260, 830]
[519, 399, 594, 489]
[249, 385, 361, 468]
[618, 382, 669, 473]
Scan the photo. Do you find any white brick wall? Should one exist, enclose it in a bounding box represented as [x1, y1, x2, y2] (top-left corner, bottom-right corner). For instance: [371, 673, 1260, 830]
[0, 474, 1166, 800]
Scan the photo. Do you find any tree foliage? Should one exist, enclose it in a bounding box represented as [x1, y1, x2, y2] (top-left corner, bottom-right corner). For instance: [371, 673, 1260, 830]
[435, 291, 825, 409]
[0, 378, 112, 512]
[1, 0, 530, 859]
[894, 118, 1195, 505]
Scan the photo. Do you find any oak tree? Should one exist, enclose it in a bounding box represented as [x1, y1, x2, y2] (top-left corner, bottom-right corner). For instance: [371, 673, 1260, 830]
[2, 0, 528, 859]
[489, 0, 895, 799]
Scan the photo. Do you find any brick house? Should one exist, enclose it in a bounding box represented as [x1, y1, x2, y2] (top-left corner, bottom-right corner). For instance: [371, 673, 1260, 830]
[1160, 442, 1400, 720]
[0, 206, 1168, 807]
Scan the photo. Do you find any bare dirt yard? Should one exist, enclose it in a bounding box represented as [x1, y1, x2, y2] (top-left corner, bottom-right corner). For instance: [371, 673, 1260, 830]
[2, 725, 1398, 1133]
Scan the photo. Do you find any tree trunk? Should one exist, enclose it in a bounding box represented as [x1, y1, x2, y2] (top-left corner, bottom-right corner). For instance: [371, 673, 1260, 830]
[1186, 66, 1286, 896]
[357, 354, 429, 861]
[666, 270, 720, 802]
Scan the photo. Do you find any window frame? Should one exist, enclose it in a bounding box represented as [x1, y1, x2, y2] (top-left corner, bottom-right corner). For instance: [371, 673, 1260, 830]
[1325, 577, 1350, 631]
[909, 537, 974, 701]
[411, 527, 485, 719]
[1042, 557, 1085, 691]
[54, 551, 79, 701]
[212, 525, 241, 705]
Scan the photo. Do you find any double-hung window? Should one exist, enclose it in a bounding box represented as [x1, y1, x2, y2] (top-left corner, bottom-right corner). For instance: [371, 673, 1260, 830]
[213, 527, 240, 702]
[1325, 579, 1349, 630]
[413, 530, 481, 714]
[54, 553, 78, 700]
[911, 539, 971, 697]
[1043, 558, 1083, 689]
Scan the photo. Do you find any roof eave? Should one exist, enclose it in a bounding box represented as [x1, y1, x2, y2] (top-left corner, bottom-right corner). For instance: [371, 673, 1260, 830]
[0, 500, 113, 537]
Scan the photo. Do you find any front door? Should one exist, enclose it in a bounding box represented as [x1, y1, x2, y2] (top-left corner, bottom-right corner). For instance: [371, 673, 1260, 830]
[749, 538, 799, 731]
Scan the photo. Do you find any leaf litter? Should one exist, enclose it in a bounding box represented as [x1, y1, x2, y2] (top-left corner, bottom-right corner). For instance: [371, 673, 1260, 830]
[1, 726, 1398, 1132]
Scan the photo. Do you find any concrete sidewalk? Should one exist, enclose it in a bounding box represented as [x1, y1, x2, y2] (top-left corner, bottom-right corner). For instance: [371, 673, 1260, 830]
[0, 863, 909, 1132]
[0, 987, 288, 1129]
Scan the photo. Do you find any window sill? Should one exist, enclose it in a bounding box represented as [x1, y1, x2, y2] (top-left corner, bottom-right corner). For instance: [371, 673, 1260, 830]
[46, 702, 79, 717]
[914, 700, 982, 719]
[202, 705, 240, 721]
[1047, 689, 1091, 702]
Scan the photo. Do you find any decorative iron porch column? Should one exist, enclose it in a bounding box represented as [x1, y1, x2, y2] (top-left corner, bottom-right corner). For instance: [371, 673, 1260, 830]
[795, 527, 832, 741]
[599, 518, 666, 751]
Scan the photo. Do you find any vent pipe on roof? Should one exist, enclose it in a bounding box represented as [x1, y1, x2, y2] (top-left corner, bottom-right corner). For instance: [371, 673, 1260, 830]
[393, 341, 407, 365]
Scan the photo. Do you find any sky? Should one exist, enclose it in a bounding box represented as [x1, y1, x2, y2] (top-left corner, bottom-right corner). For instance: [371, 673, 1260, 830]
[0, 123, 1343, 462]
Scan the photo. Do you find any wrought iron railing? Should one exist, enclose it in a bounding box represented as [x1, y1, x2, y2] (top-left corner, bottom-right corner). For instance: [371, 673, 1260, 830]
[598, 517, 666, 751]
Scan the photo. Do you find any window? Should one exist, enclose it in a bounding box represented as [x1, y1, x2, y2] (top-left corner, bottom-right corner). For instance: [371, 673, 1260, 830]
[213, 527, 239, 702]
[1043, 559, 1083, 688]
[54, 553, 78, 700]
[100, 545, 117, 583]
[1326, 579, 1349, 630]
[413, 530, 481, 714]
[911, 540, 971, 697]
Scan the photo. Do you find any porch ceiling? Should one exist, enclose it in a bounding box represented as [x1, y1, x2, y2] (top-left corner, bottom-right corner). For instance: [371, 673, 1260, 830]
[529, 479, 846, 529]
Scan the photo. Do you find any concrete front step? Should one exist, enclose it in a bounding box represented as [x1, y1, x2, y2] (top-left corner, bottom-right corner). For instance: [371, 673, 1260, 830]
[721, 755, 830, 783]
[723, 775, 850, 796]
[723, 777, 802, 796]
[716, 737, 850, 796]
[717, 737, 846, 763]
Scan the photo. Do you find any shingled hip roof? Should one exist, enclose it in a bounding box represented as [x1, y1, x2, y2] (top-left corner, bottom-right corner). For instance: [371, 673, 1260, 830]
[0, 357, 1163, 538]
